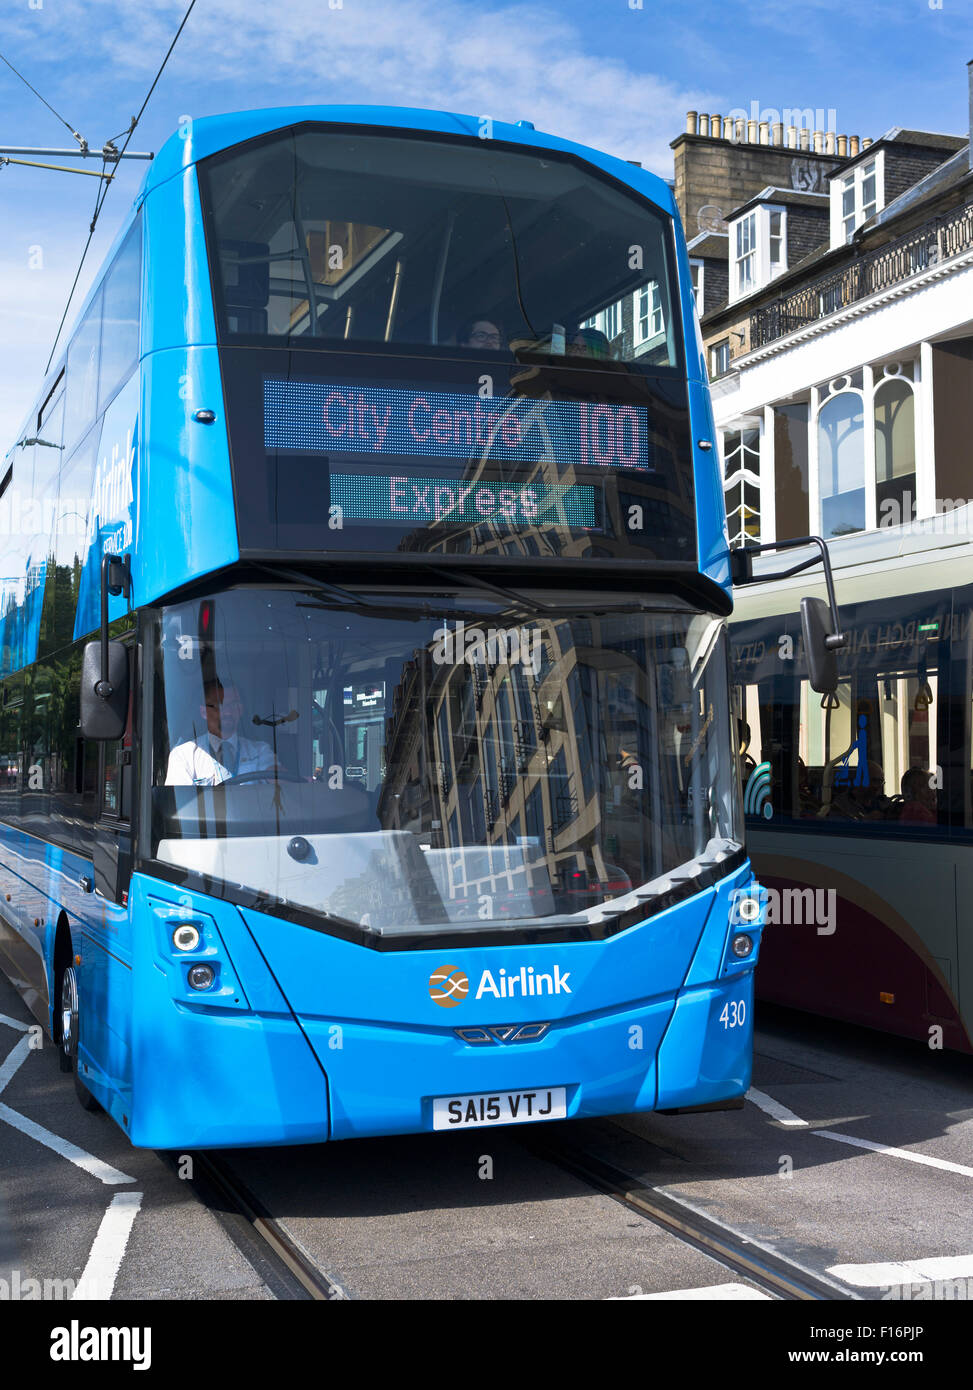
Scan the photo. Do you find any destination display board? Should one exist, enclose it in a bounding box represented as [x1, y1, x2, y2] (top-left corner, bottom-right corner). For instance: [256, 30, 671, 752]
[221, 350, 697, 562]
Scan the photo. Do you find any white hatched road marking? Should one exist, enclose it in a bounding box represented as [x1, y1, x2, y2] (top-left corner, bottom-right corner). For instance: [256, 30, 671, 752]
[827, 1255, 973, 1287]
[0, 1014, 136, 1184]
[0, 1012, 31, 1033]
[812, 1130, 973, 1179]
[0, 1103, 136, 1185]
[612, 1282, 772, 1300]
[72, 1191, 144, 1300]
[747, 1087, 809, 1126]
[748, 1089, 973, 1176]
[0, 1035, 33, 1093]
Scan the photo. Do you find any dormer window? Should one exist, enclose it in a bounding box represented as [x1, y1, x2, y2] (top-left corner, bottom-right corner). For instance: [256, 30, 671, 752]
[769, 210, 784, 273]
[634, 280, 664, 343]
[601, 300, 621, 341]
[729, 205, 787, 303]
[735, 213, 756, 296]
[689, 260, 704, 310]
[832, 153, 884, 245]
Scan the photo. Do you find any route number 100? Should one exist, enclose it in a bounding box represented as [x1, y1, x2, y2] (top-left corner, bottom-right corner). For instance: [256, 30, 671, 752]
[719, 1000, 746, 1029]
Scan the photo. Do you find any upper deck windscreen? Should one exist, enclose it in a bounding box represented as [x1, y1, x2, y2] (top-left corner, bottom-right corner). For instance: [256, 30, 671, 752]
[198, 126, 695, 564]
[199, 126, 682, 367]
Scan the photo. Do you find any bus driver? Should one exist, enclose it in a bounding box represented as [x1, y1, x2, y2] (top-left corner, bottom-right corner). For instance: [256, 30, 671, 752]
[166, 678, 278, 785]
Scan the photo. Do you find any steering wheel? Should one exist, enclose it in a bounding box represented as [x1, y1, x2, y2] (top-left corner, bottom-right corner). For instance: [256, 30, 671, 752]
[222, 768, 307, 785]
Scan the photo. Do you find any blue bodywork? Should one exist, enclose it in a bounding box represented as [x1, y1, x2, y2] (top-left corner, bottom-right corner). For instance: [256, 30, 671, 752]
[0, 106, 758, 1148]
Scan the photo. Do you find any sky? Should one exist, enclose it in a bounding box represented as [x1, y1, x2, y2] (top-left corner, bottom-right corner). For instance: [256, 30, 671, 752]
[0, 0, 970, 445]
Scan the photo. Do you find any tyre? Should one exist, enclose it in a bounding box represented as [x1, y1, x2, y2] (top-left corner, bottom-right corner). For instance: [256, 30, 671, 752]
[59, 965, 101, 1112]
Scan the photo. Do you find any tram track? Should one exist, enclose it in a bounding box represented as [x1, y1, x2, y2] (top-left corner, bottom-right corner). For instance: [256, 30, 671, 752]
[524, 1126, 860, 1301]
[176, 1123, 860, 1301]
[170, 1151, 349, 1301]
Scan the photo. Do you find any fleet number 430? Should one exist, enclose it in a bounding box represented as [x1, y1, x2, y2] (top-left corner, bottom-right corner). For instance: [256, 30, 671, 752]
[719, 1000, 746, 1028]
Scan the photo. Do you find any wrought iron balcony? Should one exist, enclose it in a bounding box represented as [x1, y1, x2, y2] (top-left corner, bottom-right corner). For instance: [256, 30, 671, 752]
[749, 198, 973, 350]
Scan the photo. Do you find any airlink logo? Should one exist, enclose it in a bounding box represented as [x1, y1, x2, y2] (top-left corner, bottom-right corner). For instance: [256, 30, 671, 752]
[429, 964, 571, 1007]
[429, 965, 469, 1007]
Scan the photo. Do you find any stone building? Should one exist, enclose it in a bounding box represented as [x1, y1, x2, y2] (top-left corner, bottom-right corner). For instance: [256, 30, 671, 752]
[679, 74, 973, 553]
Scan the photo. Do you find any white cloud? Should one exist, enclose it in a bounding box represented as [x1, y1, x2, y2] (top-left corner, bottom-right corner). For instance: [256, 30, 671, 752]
[0, 0, 720, 445]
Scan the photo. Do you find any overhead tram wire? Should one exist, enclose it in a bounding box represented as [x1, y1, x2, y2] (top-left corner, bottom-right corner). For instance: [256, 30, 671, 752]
[43, 0, 199, 374]
[0, 48, 86, 149]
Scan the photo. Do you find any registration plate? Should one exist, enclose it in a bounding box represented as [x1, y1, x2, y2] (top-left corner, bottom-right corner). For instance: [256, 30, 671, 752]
[432, 1086, 567, 1130]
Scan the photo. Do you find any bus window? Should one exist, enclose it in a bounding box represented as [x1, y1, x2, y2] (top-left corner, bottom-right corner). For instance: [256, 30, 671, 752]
[0, 673, 24, 822]
[796, 672, 941, 825]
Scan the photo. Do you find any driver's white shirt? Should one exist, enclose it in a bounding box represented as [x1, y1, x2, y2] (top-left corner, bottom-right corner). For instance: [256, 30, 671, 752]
[165, 731, 276, 786]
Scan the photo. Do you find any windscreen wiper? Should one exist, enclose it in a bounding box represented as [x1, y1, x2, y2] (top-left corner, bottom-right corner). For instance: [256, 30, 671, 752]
[256, 562, 489, 623]
[424, 565, 560, 617]
[256, 563, 381, 608]
[424, 565, 672, 619]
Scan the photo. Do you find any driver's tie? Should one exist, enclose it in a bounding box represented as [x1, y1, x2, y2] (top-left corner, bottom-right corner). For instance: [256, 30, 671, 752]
[216, 741, 239, 775]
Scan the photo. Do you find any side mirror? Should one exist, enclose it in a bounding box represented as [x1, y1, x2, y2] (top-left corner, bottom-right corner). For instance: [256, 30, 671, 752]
[80, 641, 129, 740]
[800, 597, 838, 696]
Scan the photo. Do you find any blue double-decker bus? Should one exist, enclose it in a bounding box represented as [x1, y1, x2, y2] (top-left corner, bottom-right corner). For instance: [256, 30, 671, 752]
[0, 106, 774, 1148]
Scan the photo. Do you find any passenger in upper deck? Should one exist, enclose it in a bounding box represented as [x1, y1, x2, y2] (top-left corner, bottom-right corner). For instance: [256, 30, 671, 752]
[569, 326, 613, 360]
[456, 315, 505, 351]
[166, 678, 278, 786]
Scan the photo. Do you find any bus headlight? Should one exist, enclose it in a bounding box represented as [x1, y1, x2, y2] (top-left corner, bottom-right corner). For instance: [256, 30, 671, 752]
[187, 964, 216, 991]
[731, 933, 754, 958]
[172, 924, 201, 951]
[737, 895, 761, 923]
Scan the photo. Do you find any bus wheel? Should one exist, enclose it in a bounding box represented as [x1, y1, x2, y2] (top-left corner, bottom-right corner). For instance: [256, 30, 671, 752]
[59, 966, 100, 1112]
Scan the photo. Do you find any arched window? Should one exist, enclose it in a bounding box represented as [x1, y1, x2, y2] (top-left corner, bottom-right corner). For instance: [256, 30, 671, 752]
[722, 427, 760, 545]
[818, 380, 864, 537]
[874, 370, 916, 528]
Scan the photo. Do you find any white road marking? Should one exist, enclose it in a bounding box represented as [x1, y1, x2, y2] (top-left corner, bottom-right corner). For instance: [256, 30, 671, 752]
[0, 1035, 33, 1094]
[827, 1254, 973, 1288]
[749, 1087, 973, 1178]
[0, 1103, 135, 1185]
[746, 1087, 809, 1126]
[613, 1283, 772, 1300]
[813, 1130, 973, 1178]
[0, 1012, 31, 1033]
[72, 1191, 143, 1300]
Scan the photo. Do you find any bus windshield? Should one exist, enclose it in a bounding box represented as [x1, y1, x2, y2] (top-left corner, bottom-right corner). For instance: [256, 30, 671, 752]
[199, 127, 681, 367]
[150, 587, 742, 939]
